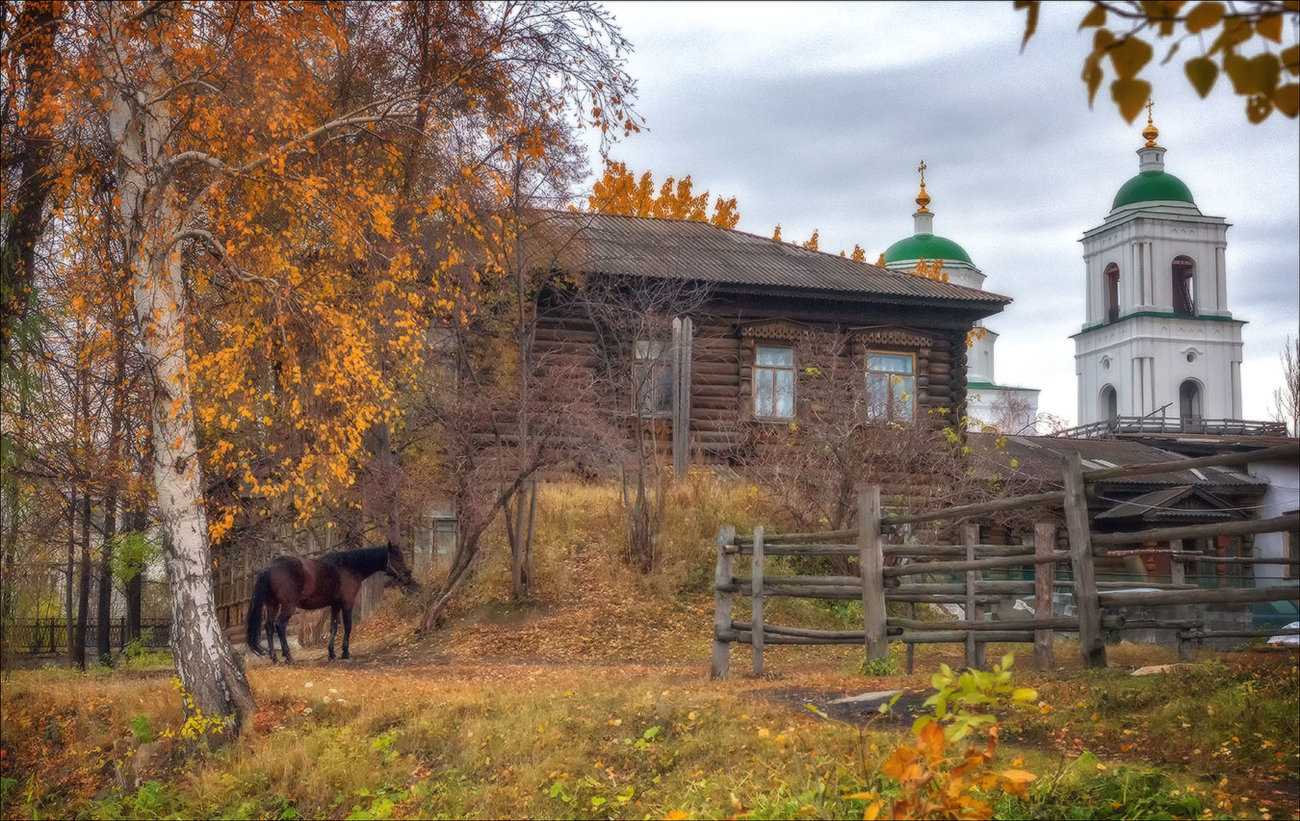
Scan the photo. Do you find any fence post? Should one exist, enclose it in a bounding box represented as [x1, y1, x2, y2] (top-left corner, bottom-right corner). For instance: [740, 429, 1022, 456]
[963, 523, 985, 669]
[1170, 550, 1194, 661]
[905, 602, 916, 674]
[752, 525, 765, 677]
[711, 524, 737, 680]
[859, 487, 888, 662]
[1063, 451, 1107, 668]
[1034, 523, 1056, 671]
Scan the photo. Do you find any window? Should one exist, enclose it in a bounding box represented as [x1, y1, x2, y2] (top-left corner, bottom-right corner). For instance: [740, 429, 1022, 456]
[1179, 380, 1202, 428]
[865, 351, 915, 421]
[633, 339, 673, 415]
[1172, 255, 1196, 316]
[1100, 385, 1118, 426]
[753, 346, 795, 419]
[1104, 263, 1120, 323]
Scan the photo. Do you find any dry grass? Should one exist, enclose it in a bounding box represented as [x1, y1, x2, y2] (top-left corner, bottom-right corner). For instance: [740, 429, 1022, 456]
[3, 477, 1298, 820]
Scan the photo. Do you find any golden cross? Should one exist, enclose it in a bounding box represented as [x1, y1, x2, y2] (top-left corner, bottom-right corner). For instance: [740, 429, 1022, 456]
[917, 160, 927, 186]
[1146, 99, 1154, 123]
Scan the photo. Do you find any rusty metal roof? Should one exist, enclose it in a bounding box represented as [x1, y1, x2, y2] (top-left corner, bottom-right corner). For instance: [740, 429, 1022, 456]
[532, 211, 1011, 310]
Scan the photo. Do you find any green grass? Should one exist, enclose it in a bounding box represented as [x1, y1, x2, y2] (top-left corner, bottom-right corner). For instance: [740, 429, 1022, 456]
[2, 653, 1295, 820]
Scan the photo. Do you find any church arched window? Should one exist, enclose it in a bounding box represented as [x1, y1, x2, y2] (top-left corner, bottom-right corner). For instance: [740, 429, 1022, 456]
[1172, 256, 1196, 316]
[1104, 263, 1120, 322]
[1179, 379, 1202, 429]
[1100, 384, 1118, 427]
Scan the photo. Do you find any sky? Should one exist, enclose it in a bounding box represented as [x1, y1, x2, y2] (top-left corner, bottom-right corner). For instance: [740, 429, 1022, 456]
[577, 1, 1300, 427]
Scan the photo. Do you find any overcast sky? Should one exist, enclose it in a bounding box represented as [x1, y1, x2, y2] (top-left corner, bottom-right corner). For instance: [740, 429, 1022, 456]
[578, 1, 1300, 426]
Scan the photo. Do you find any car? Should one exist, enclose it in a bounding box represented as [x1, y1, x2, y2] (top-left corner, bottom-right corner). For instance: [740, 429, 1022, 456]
[1268, 621, 1299, 647]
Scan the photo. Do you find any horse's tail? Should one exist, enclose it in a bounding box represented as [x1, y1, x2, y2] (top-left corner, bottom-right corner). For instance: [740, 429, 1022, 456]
[246, 570, 271, 655]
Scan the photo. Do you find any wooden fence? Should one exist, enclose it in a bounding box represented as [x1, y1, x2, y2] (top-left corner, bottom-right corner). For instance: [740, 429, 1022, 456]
[711, 443, 1300, 678]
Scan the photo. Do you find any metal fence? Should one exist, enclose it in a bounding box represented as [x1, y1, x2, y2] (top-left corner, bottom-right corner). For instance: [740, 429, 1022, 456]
[4, 619, 172, 655]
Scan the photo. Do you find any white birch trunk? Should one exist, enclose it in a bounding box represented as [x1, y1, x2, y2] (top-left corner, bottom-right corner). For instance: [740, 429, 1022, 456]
[97, 5, 254, 732]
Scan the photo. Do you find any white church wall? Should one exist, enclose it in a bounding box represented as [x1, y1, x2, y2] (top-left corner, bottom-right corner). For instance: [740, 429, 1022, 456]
[1247, 457, 1300, 584]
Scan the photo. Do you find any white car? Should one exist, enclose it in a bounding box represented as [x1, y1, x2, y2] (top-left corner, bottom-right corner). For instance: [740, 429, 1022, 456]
[1268, 621, 1300, 647]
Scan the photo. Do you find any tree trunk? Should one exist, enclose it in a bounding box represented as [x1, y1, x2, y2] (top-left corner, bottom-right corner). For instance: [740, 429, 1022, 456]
[125, 508, 147, 644]
[99, 7, 253, 732]
[73, 487, 91, 670]
[96, 496, 118, 665]
[97, 271, 131, 664]
[64, 488, 76, 664]
[1, 0, 62, 369]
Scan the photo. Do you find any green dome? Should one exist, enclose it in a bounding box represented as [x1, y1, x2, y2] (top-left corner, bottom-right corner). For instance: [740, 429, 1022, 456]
[882, 233, 973, 265]
[1112, 170, 1196, 210]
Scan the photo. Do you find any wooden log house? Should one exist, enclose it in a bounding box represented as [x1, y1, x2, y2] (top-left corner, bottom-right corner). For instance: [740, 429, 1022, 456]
[524, 211, 1011, 472]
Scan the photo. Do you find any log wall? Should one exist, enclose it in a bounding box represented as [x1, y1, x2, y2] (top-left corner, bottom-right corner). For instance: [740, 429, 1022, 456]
[531, 288, 977, 464]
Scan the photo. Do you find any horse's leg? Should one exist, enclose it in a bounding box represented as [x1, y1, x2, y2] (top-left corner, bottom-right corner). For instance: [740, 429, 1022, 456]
[328, 604, 340, 661]
[277, 605, 295, 664]
[265, 604, 279, 664]
[341, 606, 353, 660]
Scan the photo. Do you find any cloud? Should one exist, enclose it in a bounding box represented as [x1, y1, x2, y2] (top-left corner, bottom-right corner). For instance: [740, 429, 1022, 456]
[590, 2, 1299, 424]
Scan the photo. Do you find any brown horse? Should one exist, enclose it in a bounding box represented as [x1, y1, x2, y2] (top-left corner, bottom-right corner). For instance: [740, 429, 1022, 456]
[245, 542, 416, 663]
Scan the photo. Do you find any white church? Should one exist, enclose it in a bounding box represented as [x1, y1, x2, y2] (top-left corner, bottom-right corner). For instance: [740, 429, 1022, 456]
[1072, 110, 1248, 432]
[880, 165, 1041, 433]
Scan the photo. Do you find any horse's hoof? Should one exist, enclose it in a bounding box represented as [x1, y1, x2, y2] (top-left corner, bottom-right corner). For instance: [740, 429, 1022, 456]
[341, 652, 350, 660]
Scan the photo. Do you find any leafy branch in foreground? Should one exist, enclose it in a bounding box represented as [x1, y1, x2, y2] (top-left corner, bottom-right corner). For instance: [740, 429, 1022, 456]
[1017, 1, 1299, 123]
[854, 654, 1039, 820]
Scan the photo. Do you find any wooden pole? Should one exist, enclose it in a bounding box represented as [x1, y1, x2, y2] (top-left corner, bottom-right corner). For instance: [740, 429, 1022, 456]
[1092, 512, 1299, 547]
[751, 525, 764, 678]
[885, 490, 1067, 527]
[672, 316, 693, 477]
[1034, 523, 1055, 671]
[963, 523, 985, 669]
[882, 551, 1069, 577]
[1098, 584, 1300, 607]
[1170, 547, 1194, 662]
[1063, 451, 1106, 668]
[860, 487, 888, 663]
[905, 602, 916, 674]
[711, 524, 737, 680]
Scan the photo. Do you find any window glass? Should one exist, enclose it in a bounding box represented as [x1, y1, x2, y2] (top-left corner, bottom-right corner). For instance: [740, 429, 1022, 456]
[633, 340, 673, 414]
[754, 346, 795, 419]
[865, 351, 915, 421]
[1172, 256, 1196, 316]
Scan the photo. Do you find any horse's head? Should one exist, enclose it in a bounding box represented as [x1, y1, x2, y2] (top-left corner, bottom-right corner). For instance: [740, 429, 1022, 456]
[384, 542, 419, 592]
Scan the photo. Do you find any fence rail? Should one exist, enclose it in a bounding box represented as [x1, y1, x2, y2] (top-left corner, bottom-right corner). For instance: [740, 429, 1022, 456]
[4, 619, 172, 655]
[1053, 417, 1289, 439]
[711, 441, 1300, 679]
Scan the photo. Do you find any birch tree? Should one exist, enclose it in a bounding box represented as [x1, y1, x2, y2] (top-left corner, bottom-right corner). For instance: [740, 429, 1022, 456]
[33, 1, 640, 732]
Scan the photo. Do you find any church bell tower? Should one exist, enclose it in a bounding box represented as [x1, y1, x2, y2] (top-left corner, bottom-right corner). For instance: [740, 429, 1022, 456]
[1073, 106, 1244, 429]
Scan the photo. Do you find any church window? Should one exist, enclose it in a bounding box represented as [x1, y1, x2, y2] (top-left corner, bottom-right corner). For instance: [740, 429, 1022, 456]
[1100, 385, 1118, 426]
[633, 339, 673, 415]
[865, 351, 915, 421]
[1172, 256, 1196, 316]
[1104, 263, 1120, 322]
[1179, 380, 1202, 429]
[753, 346, 795, 419]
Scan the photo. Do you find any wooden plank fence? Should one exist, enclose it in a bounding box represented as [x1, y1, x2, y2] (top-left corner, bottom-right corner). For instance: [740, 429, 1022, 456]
[711, 443, 1300, 678]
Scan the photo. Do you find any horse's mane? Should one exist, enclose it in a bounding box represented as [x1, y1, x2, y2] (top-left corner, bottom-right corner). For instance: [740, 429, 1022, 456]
[323, 546, 389, 575]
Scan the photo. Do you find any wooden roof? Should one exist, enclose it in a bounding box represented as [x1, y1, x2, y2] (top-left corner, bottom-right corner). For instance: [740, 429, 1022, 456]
[530, 211, 1011, 314]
